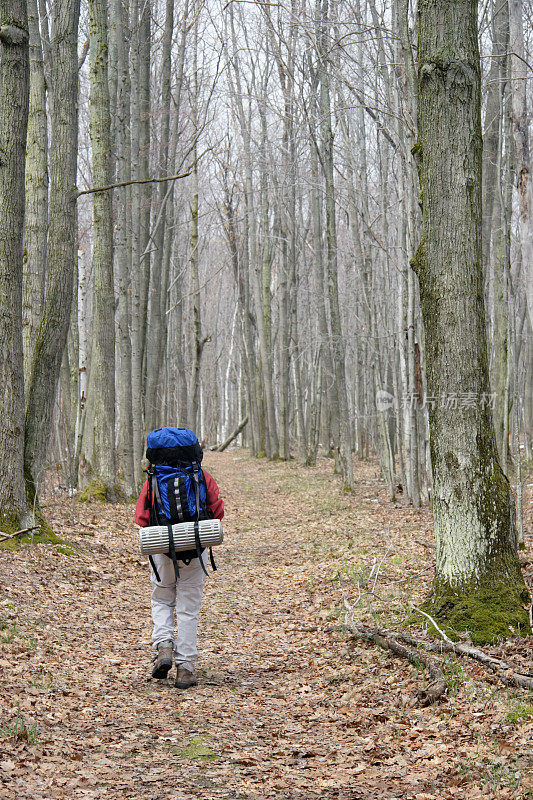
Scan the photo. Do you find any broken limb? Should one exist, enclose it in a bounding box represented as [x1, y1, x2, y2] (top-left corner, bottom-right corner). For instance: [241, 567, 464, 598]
[216, 416, 249, 452]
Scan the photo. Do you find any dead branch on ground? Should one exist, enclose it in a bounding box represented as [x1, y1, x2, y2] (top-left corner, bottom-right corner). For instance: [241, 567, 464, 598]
[343, 598, 447, 706]
[0, 527, 39, 543]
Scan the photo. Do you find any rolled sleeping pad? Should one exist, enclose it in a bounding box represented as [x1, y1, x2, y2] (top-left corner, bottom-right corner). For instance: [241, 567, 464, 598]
[139, 519, 223, 555]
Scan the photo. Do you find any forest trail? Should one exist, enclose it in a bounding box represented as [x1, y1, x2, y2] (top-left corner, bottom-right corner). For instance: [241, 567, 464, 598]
[0, 451, 532, 800]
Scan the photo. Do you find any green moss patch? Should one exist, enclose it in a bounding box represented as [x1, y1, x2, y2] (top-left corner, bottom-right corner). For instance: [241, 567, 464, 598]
[0, 528, 67, 551]
[421, 577, 531, 645]
[79, 479, 127, 503]
[0, 511, 23, 537]
[55, 544, 77, 556]
[176, 735, 218, 762]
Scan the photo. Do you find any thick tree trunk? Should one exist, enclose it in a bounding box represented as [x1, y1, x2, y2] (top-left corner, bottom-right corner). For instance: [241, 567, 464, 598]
[0, 3, 30, 530]
[24, 0, 80, 498]
[86, 0, 116, 489]
[187, 23, 202, 430]
[129, 0, 145, 467]
[414, 0, 530, 642]
[22, 0, 47, 387]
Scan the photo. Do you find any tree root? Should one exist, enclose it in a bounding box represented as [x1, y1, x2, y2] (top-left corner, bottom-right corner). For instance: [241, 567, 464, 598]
[343, 598, 533, 696]
[387, 629, 533, 691]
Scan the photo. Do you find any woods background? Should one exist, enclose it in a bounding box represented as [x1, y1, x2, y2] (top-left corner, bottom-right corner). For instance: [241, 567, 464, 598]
[3, 0, 532, 508]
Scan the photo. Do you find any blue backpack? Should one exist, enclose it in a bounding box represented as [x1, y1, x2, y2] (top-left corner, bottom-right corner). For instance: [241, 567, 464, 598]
[144, 427, 216, 579]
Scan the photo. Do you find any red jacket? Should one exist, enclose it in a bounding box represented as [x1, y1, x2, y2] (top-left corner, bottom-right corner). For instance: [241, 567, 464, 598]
[135, 470, 224, 527]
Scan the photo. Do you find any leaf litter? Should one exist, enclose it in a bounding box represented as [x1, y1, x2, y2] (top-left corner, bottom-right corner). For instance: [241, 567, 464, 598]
[0, 450, 532, 800]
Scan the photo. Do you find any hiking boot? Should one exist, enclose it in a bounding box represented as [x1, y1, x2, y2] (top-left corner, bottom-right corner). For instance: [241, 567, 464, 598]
[175, 666, 198, 690]
[152, 641, 173, 679]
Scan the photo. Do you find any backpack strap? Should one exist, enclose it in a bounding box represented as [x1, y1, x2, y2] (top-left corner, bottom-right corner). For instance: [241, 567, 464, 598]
[151, 473, 163, 523]
[146, 469, 161, 581]
[167, 523, 180, 580]
[193, 464, 209, 577]
[149, 555, 161, 583]
[146, 467, 178, 580]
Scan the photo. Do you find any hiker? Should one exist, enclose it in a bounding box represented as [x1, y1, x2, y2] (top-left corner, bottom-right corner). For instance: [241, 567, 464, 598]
[135, 427, 224, 689]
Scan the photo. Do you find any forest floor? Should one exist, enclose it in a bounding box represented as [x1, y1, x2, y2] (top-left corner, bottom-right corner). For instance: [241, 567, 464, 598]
[0, 449, 532, 800]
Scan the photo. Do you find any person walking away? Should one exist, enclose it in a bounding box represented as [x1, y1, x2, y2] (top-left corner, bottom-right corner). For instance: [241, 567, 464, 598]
[135, 427, 224, 689]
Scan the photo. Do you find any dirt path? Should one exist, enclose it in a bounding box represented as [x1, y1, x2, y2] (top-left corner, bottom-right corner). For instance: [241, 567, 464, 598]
[0, 451, 532, 800]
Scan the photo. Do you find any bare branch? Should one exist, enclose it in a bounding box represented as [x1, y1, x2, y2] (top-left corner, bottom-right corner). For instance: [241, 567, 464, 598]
[76, 169, 193, 197]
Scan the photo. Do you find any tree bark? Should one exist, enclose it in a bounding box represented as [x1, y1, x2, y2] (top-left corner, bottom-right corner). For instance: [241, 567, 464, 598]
[413, 0, 530, 642]
[318, 0, 354, 490]
[144, 0, 173, 434]
[22, 0, 47, 387]
[508, 0, 533, 332]
[0, 1, 30, 529]
[24, 0, 80, 499]
[112, 0, 135, 493]
[86, 0, 116, 488]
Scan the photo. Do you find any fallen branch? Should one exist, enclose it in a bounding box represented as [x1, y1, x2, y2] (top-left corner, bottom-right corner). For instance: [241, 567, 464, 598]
[0, 526, 38, 543]
[215, 416, 249, 452]
[343, 599, 446, 706]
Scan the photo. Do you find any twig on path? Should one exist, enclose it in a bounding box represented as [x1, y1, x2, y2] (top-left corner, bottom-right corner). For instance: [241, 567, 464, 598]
[0, 526, 38, 543]
[372, 531, 393, 592]
[411, 604, 453, 643]
[343, 598, 447, 706]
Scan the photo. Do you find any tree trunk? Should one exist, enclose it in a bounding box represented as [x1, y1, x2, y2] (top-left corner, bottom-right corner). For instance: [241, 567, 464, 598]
[414, 0, 530, 643]
[318, 0, 354, 490]
[22, 0, 48, 387]
[129, 0, 145, 466]
[0, 3, 30, 530]
[24, 0, 80, 498]
[86, 0, 115, 489]
[144, 0, 173, 433]
[187, 21, 203, 430]
[508, 0, 533, 332]
[112, 0, 135, 493]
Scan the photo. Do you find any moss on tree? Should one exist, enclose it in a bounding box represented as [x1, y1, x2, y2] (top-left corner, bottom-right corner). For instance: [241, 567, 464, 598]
[421, 570, 531, 644]
[79, 478, 127, 503]
[0, 510, 23, 538]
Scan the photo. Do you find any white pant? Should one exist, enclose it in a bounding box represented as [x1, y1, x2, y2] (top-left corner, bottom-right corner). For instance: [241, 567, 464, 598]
[149, 551, 207, 672]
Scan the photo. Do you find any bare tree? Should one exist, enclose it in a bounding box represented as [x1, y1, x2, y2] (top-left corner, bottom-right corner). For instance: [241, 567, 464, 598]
[414, 0, 530, 642]
[84, 0, 116, 493]
[24, 0, 80, 500]
[0, 0, 30, 530]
